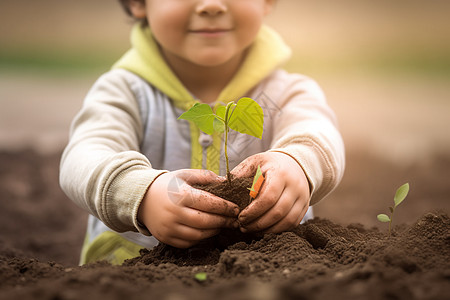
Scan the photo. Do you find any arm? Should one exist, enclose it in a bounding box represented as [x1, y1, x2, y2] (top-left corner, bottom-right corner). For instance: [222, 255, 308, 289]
[269, 75, 345, 204]
[233, 73, 345, 233]
[59, 70, 166, 234]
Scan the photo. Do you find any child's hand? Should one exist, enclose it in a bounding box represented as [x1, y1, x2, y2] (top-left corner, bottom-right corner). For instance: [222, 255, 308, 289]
[138, 169, 240, 248]
[232, 152, 311, 234]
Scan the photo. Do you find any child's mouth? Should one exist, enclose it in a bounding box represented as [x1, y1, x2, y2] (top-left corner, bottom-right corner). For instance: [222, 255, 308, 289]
[190, 28, 231, 37]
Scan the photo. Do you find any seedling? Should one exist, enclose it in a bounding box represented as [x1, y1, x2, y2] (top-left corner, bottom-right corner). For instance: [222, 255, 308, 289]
[178, 97, 264, 184]
[377, 183, 410, 236]
[194, 272, 207, 282]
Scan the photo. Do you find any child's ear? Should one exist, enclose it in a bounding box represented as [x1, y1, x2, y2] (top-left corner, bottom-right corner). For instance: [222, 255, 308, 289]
[263, 0, 276, 16]
[128, 0, 147, 19]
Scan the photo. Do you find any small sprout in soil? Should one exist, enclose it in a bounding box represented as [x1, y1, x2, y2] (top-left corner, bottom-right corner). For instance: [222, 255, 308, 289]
[248, 165, 265, 200]
[194, 272, 207, 282]
[178, 97, 264, 184]
[377, 183, 410, 236]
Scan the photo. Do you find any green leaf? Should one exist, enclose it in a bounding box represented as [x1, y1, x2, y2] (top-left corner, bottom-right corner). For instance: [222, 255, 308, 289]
[213, 105, 226, 133]
[377, 214, 391, 222]
[394, 183, 409, 207]
[213, 117, 225, 133]
[227, 97, 264, 139]
[178, 103, 215, 135]
[194, 272, 207, 282]
[249, 165, 263, 193]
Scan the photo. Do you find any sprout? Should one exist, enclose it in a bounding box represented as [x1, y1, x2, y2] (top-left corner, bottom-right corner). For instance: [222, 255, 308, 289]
[377, 183, 410, 236]
[194, 272, 207, 282]
[178, 97, 264, 184]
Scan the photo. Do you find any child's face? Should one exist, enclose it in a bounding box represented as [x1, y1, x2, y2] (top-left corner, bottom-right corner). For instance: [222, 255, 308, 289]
[129, 0, 274, 68]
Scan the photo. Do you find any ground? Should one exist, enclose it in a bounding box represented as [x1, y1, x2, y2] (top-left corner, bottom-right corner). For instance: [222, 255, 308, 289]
[0, 149, 449, 299]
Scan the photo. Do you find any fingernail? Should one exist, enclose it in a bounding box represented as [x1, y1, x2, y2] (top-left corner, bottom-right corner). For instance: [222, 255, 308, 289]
[240, 227, 248, 233]
[232, 221, 240, 229]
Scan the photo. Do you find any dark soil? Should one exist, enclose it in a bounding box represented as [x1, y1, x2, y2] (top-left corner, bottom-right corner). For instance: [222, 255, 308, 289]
[1, 149, 449, 300]
[1, 213, 449, 300]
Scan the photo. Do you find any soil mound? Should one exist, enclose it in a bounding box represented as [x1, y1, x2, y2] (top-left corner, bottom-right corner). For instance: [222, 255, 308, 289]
[1, 212, 449, 300]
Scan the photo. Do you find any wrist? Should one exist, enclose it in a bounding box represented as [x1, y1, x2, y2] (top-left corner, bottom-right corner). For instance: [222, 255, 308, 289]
[136, 191, 152, 235]
[135, 171, 169, 235]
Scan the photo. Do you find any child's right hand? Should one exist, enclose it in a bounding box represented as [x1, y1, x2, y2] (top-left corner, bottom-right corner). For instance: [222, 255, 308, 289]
[138, 169, 240, 248]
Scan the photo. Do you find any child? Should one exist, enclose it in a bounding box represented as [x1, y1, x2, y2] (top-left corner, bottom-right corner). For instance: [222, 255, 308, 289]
[60, 0, 345, 265]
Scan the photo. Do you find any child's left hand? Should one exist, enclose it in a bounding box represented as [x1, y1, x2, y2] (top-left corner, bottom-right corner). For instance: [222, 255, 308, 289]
[231, 152, 311, 234]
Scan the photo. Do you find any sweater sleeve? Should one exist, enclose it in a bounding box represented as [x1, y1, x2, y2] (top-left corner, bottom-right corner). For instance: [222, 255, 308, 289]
[267, 72, 345, 205]
[59, 70, 167, 235]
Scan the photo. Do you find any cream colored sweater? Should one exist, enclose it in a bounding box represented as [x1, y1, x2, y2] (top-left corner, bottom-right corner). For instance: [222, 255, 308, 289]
[59, 25, 345, 239]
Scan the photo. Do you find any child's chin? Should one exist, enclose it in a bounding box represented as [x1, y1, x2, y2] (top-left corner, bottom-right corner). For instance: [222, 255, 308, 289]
[190, 53, 237, 67]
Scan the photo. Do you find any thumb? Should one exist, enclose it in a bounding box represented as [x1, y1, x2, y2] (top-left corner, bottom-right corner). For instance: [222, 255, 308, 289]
[231, 155, 262, 178]
[180, 169, 225, 186]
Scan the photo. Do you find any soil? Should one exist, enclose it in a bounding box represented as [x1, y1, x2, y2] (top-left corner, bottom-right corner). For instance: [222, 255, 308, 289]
[1, 149, 449, 300]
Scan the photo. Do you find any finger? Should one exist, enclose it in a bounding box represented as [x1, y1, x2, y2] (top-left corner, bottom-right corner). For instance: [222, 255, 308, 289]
[263, 198, 309, 234]
[230, 155, 262, 178]
[240, 188, 296, 232]
[179, 207, 239, 230]
[238, 172, 283, 225]
[183, 187, 240, 217]
[168, 177, 239, 217]
[179, 169, 225, 185]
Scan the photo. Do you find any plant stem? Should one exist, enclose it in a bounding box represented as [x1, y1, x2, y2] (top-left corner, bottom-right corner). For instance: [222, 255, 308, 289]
[388, 220, 392, 237]
[388, 207, 395, 237]
[224, 103, 233, 185]
[225, 127, 231, 185]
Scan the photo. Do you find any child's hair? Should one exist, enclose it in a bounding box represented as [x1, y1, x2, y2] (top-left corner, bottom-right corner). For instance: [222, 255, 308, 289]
[118, 0, 133, 16]
[118, 0, 148, 25]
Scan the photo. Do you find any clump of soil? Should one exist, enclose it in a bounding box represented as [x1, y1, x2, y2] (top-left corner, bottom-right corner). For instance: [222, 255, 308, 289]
[1, 212, 449, 300]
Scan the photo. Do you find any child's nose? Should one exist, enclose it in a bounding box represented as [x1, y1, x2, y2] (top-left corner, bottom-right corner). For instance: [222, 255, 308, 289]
[196, 0, 228, 16]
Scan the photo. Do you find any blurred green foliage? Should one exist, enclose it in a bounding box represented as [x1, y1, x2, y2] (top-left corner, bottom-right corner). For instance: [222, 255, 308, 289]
[1, 45, 448, 78]
[0, 47, 122, 75]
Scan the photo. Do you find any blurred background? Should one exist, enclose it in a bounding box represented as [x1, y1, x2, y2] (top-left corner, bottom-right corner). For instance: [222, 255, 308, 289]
[0, 0, 449, 265]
